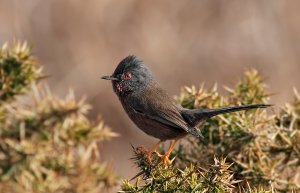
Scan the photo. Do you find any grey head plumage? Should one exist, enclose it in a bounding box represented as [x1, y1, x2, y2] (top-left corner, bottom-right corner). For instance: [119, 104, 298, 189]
[102, 55, 154, 96]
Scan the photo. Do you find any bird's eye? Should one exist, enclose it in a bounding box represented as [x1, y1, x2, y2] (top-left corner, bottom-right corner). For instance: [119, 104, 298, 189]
[122, 72, 132, 80]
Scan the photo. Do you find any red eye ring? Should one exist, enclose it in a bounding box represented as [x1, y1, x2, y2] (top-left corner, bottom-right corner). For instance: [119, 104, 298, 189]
[122, 72, 132, 80]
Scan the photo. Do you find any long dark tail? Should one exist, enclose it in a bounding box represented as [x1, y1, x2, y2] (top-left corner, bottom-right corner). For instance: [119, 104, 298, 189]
[181, 104, 271, 127]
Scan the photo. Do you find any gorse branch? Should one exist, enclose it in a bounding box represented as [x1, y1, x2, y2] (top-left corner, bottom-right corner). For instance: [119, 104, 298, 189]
[121, 147, 238, 193]
[0, 42, 42, 101]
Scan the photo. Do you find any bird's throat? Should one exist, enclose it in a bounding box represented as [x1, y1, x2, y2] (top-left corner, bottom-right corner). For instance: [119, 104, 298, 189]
[113, 81, 132, 97]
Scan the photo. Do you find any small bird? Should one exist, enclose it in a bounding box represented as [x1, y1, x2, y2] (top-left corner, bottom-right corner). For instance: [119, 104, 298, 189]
[102, 55, 270, 165]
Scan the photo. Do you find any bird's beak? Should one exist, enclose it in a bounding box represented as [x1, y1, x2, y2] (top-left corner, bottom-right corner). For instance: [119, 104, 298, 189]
[101, 75, 119, 81]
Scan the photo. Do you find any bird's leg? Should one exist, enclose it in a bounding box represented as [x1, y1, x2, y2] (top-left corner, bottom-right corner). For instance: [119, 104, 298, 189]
[157, 139, 178, 165]
[146, 141, 162, 163]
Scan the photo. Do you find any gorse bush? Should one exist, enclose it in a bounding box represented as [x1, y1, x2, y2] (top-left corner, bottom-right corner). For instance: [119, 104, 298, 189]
[0, 43, 118, 193]
[1, 42, 299, 193]
[121, 70, 300, 192]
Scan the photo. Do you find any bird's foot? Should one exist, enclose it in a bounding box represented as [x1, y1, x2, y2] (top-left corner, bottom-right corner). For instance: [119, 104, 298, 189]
[145, 150, 153, 163]
[156, 152, 176, 165]
[145, 150, 159, 164]
[142, 141, 163, 164]
[137, 146, 152, 163]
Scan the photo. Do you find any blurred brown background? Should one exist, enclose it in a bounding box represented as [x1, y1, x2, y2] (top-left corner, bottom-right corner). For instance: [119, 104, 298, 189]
[1, 0, 300, 179]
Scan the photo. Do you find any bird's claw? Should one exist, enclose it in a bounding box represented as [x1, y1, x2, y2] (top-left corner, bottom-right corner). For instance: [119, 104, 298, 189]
[157, 153, 176, 165]
[145, 151, 152, 163]
[146, 151, 164, 164]
[141, 140, 177, 165]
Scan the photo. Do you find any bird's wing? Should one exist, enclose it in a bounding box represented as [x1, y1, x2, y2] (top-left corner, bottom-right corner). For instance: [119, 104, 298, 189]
[129, 84, 197, 135]
[133, 101, 190, 132]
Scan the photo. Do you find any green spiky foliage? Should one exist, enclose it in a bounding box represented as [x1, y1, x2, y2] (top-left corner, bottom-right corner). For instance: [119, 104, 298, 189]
[120, 147, 271, 193]
[0, 43, 42, 101]
[120, 147, 240, 193]
[175, 69, 299, 191]
[0, 43, 118, 193]
[121, 70, 299, 192]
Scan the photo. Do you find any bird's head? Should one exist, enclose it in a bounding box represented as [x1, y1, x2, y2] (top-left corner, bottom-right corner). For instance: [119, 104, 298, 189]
[102, 55, 153, 97]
